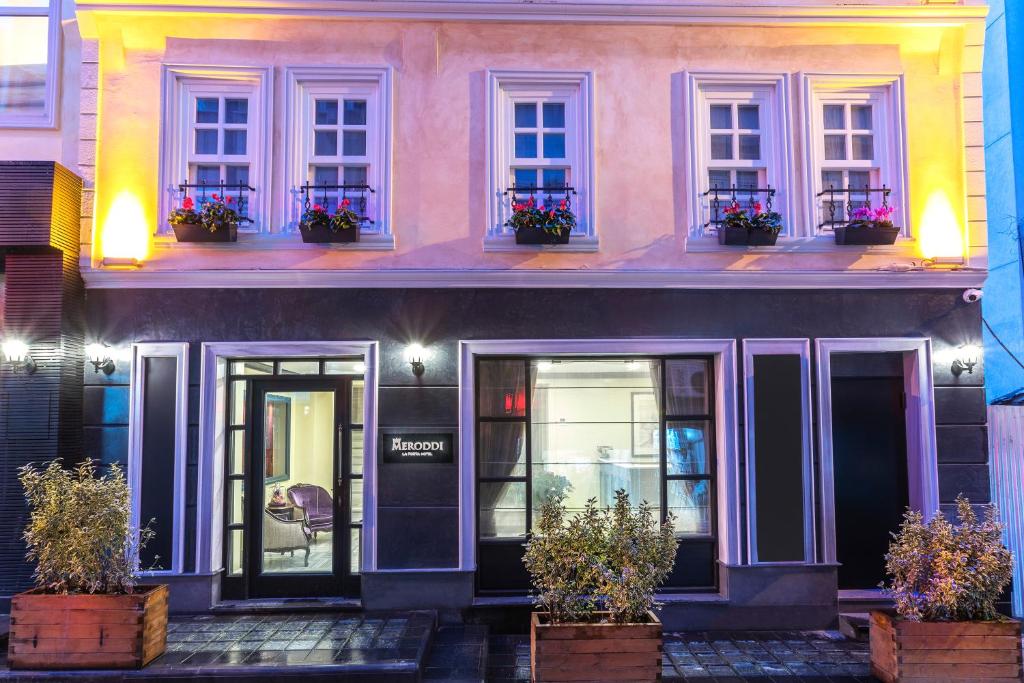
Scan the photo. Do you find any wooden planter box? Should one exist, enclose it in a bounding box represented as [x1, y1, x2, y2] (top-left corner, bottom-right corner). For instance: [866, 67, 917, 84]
[515, 225, 571, 245]
[9, 585, 169, 670]
[530, 611, 662, 682]
[717, 225, 780, 246]
[869, 610, 1022, 683]
[299, 222, 360, 243]
[171, 221, 237, 243]
[834, 224, 900, 245]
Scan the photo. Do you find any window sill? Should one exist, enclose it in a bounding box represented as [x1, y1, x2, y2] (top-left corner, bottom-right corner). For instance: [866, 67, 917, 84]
[483, 234, 599, 253]
[153, 231, 396, 251]
[685, 235, 917, 254]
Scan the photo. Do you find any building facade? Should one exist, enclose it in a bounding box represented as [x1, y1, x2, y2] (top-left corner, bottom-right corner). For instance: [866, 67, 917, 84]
[0, 0, 997, 629]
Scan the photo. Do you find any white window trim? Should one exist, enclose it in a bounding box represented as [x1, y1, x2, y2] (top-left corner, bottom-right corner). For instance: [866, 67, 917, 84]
[742, 339, 815, 566]
[801, 73, 910, 240]
[814, 337, 939, 565]
[485, 70, 596, 252]
[458, 338, 740, 572]
[684, 73, 794, 243]
[129, 342, 190, 576]
[0, 0, 60, 129]
[158, 64, 273, 236]
[283, 66, 394, 250]
[196, 341, 379, 575]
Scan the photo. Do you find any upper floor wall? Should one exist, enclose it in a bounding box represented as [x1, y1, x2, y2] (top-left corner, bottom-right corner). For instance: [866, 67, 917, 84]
[62, 1, 989, 285]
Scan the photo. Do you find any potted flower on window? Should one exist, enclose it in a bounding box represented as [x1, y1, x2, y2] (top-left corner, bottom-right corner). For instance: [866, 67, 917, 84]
[834, 205, 900, 245]
[8, 460, 168, 670]
[169, 194, 240, 243]
[717, 200, 783, 246]
[299, 198, 361, 243]
[870, 495, 1018, 683]
[506, 196, 575, 245]
[524, 491, 677, 683]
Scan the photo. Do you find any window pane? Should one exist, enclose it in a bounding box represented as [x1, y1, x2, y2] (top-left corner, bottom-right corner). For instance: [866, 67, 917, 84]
[667, 421, 711, 475]
[708, 169, 731, 190]
[230, 478, 244, 525]
[514, 133, 538, 159]
[313, 165, 339, 186]
[543, 133, 565, 159]
[737, 105, 759, 129]
[343, 166, 368, 186]
[0, 16, 48, 117]
[514, 102, 537, 128]
[278, 360, 319, 374]
[667, 479, 711, 535]
[225, 165, 249, 187]
[736, 170, 759, 190]
[824, 134, 847, 161]
[343, 99, 367, 125]
[479, 422, 526, 478]
[350, 479, 363, 524]
[710, 135, 732, 160]
[851, 104, 872, 130]
[666, 359, 709, 416]
[478, 360, 527, 417]
[342, 130, 366, 156]
[223, 129, 247, 155]
[231, 380, 247, 426]
[229, 431, 245, 475]
[228, 529, 243, 576]
[351, 427, 364, 475]
[852, 134, 874, 161]
[479, 482, 525, 539]
[848, 170, 871, 190]
[224, 98, 248, 124]
[195, 129, 218, 155]
[315, 99, 338, 125]
[230, 361, 272, 376]
[738, 135, 761, 161]
[513, 168, 537, 189]
[709, 104, 732, 129]
[821, 170, 844, 190]
[314, 130, 338, 156]
[542, 102, 565, 128]
[196, 97, 219, 123]
[823, 104, 845, 130]
[542, 168, 566, 188]
[350, 528, 361, 574]
[351, 380, 364, 424]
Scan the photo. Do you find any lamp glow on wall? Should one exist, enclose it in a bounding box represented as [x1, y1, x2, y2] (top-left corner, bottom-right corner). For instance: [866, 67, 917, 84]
[86, 343, 116, 375]
[951, 344, 981, 377]
[99, 191, 151, 265]
[919, 191, 965, 261]
[405, 343, 430, 376]
[2, 339, 36, 374]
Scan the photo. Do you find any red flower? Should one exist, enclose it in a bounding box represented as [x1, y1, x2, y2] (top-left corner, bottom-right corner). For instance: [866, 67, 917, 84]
[226, 196, 234, 204]
[211, 193, 220, 202]
[549, 210, 555, 219]
[538, 204, 545, 212]
[312, 203, 325, 212]
[526, 196, 535, 208]
[559, 199, 567, 210]
[724, 201, 742, 215]
[182, 197, 194, 211]
[752, 201, 763, 214]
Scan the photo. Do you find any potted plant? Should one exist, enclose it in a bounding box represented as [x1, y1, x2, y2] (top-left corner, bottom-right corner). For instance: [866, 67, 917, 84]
[834, 205, 900, 245]
[8, 460, 168, 670]
[524, 491, 677, 683]
[717, 200, 783, 246]
[506, 196, 575, 245]
[169, 194, 240, 242]
[298, 198, 362, 243]
[870, 495, 1019, 683]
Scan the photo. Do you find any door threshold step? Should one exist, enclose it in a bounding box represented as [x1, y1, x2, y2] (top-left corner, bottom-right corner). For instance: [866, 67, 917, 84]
[838, 612, 871, 641]
[212, 597, 363, 614]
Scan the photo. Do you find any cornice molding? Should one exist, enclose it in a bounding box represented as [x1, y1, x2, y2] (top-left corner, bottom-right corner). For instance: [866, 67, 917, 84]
[81, 267, 987, 289]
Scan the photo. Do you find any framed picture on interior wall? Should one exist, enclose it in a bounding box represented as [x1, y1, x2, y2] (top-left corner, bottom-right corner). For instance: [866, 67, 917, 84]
[265, 394, 291, 484]
[631, 392, 659, 457]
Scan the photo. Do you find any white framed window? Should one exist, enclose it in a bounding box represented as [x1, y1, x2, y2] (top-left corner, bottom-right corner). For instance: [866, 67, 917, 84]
[284, 66, 393, 247]
[685, 73, 793, 240]
[486, 70, 595, 249]
[0, 0, 60, 128]
[802, 74, 908, 238]
[159, 65, 272, 234]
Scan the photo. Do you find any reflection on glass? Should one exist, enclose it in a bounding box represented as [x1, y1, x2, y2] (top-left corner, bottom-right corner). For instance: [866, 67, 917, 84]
[350, 479, 363, 524]
[665, 359, 709, 416]
[479, 482, 525, 538]
[323, 359, 364, 375]
[278, 360, 319, 375]
[352, 428, 364, 475]
[230, 479, 244, 525]
[350, 528, 361, 574]
[229, 529, 243, 576]
[478, 361, 527, 417]
[478, 422, 526, 478]
[231, 360, 273, 375]
[351, 380, 364, 424]
[231, 380, 247, 425]
[667, 421, 710, 475]
[229, 430, 245, 475]
[667, 479, 711, 535]
[262, 390, 335, 575]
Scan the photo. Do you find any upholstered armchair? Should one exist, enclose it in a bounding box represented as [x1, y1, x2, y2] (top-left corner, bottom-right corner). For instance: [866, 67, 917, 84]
[263, 509, 311, 566]
[286, 484, 334, 538]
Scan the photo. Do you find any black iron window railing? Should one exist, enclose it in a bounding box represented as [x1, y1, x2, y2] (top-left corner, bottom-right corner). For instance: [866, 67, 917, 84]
[816, 185, 892, 230]
[504, 185, 577, 213]
[178, 180, 255, 224]
[298, 183, 375, 226]
[703, 185, 776, 230]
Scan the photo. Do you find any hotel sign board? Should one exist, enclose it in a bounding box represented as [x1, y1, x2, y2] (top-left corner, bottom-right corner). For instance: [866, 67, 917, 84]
[382, 431, 455, 464]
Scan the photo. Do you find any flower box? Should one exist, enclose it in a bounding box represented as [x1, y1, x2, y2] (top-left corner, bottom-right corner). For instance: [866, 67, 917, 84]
[717, 225, 779, 246]
[530, 611, 662, 683]
[834, 224, 900, 245]
[170, 221, 237, 243]
[869, 610, 1022, 683]
[514, 225, 571, 245]
[8, 585, 169, 669]
[299, 223, 360, 243]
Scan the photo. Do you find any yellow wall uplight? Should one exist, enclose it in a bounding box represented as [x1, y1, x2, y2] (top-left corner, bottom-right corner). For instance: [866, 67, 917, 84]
[918, 191, 964, 260]
[100, 191, 151, 262]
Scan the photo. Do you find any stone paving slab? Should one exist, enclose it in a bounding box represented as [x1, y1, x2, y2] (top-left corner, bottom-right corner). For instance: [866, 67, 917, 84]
[0, 612, 434, 682]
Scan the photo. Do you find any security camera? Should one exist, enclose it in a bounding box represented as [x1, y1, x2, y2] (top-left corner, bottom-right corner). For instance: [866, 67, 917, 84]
[963, 289, 983, 304]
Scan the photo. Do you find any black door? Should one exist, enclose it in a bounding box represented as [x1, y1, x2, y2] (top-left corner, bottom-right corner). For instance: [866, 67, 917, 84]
[246, 377, 360, 598]
[831, 376, 909, 589]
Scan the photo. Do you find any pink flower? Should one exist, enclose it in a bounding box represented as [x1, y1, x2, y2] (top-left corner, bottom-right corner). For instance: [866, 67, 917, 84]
[752, 201, 763, 214]
[182, 197, 194, 211]
[211, 193, 220, 202]
[559, 199, 567, 211]
[724, 201, 742, 216]
[538, 204, 545, 212]
[526, 197, 535, 208]
[312, 203, 325, 212]
[226, 196, 234, 204]
[341, 198, 351, 208]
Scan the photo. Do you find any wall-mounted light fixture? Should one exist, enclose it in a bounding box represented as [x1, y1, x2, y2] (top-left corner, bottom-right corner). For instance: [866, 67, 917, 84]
[951, 344, 981, 377]
[2, 339, 36, 374]
[405, 343, 427, 377]
[86, 343, 116, 375]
